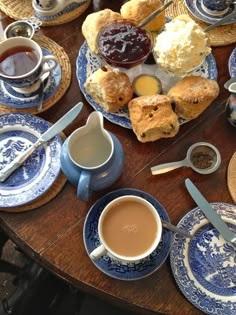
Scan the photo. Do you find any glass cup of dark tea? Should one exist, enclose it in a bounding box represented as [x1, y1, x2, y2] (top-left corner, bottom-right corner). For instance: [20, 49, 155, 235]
[96, 20, 153, 70]
[0, 37, 58, 94]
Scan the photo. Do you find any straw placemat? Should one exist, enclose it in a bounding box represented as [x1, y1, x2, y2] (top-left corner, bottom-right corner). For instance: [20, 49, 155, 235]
[0, 133, 67, 213]
[164, 0, 236, 46]
[227, 152, 236, 204]
[0, 0, 91, 26]
[0, 34, 71, 115]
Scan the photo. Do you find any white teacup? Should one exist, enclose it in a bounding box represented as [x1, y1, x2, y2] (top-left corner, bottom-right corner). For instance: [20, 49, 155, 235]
[89, 195, 162, 263]
[0, 37, 58, 94]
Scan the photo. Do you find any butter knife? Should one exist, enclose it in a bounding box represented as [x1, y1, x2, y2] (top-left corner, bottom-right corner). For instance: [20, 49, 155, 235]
[185, 178, 236, 243]
[0, 102, 83, 182]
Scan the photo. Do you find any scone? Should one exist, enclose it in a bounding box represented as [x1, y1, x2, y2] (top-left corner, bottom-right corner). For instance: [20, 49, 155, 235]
[82, 9, 123, 54]
[167, 76, 220, 120]
[120, 0, 165, 32]
[128, 95, 180, 142]
[84, 67, 134, 112]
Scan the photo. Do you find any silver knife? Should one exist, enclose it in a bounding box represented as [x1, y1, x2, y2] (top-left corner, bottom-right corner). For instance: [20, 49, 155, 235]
[0, 102, 83, 182]
[185, 178, 236, 243]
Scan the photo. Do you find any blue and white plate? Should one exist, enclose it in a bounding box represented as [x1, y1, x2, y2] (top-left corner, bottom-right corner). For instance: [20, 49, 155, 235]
[76, 41, 217, 129]
[0, 113, 62, 208]
[0, 48, 61, 109]
[170, 203, 236, 315]
[229, 48, 236, 77]
[83, 188, 172, 281]
[184, 0, 236, 25]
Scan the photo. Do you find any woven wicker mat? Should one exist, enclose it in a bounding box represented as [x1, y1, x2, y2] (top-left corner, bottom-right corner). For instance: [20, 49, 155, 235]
[227, 152, 236, 204]
[0, 133, 67, 213]
[164, 0, 236, 46]
[0, 0, 91, 26]
[0, 34, 71, 115]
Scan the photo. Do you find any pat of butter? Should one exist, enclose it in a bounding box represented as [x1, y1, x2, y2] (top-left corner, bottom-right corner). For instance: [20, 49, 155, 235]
[133, 75, 162, 96]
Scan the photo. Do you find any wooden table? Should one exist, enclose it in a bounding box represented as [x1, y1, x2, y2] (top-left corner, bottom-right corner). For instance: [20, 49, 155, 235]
[0, 2, 235, 315]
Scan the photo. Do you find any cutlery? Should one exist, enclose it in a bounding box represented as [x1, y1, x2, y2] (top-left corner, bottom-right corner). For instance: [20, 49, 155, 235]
[37, 77, 45, 111]
[204, 6, 236, 32]
[0, 102, 83, 182]
[137, 0, 173, 28]
[185, 178, 236, 243]
[161, 219, 194, 239]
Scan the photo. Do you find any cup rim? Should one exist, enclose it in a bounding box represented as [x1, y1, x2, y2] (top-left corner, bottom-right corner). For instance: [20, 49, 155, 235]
[0, 37, 42, 79]
[97, 195, 162, 262]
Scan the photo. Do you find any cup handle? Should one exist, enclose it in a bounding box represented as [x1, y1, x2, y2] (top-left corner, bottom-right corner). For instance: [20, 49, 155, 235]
[89, 244, 107, 260]
[41, 55, 59, 76]
[77, 171, 92, 201]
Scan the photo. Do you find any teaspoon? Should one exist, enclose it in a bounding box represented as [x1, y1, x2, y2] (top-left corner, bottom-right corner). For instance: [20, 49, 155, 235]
[204, 5, 236, 32]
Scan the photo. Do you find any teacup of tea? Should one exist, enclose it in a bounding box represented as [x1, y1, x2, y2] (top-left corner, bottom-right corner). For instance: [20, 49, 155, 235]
[201, 0, 233, 15]
[89, 195, 162, 263]
[0, 37, 58, 94]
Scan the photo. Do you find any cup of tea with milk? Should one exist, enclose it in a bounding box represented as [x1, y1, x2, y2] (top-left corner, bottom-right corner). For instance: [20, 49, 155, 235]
[0, 37, 58, 94]
[89, 195, 162, 263]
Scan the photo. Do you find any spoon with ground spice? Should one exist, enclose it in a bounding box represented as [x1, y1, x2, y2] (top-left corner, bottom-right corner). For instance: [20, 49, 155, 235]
[151, 142, 221, 175]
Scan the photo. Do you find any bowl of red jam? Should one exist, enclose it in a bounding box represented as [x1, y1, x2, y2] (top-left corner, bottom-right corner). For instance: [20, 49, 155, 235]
[96, 20, 152, 69]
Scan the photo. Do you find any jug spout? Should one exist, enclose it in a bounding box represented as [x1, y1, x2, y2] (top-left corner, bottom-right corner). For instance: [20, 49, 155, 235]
[86, 111, 104, 132]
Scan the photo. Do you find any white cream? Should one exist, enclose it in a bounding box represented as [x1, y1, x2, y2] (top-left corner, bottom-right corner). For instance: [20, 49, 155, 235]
[153, 15, 211, 76]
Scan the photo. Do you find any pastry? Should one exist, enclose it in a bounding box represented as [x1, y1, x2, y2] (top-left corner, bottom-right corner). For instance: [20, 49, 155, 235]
[128, 94, 180, 142]
[120, 0, 166, 32]
[82, 9, 123, 54]
[84, 67, 134, 112]
[167, 76, 220, 120]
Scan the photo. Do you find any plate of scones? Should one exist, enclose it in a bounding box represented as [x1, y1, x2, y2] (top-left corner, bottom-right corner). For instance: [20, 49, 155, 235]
[77, 4, 220, 143]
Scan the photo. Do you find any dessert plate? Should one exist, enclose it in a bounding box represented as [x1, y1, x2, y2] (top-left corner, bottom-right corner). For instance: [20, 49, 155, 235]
[229, 48, 236, 77]
[184, 0, 236, 25]
[76, 41, 217, 129]
[170, 203, 236, 315]
[0, 113, 62, 208]
[0, 48, 61, 109]
[83, 188, 172, 281]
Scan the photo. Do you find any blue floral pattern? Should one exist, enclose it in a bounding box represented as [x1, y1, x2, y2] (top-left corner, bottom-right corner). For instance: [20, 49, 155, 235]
[170, 203, 236, 314]
[0, 113, 62, 208]
[229, 48, 236, 78]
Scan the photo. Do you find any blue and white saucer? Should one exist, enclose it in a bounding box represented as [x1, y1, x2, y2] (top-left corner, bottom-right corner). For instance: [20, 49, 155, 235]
[0, 48, 61, 109]
[184, 0, 236, 25]
[0, 113, 62, 208]
[76, 41, 217, 129]
[170, 203, 236, 315]
[229, 48, 236, 77]
[83, 188, 172, 281]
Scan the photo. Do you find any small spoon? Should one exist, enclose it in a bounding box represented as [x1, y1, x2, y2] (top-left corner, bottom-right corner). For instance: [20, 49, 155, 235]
[137, 0, 173, 28]
[204, 5, 236, 32]
[161, 220, 194, 239]
[151, 142, 221, 175]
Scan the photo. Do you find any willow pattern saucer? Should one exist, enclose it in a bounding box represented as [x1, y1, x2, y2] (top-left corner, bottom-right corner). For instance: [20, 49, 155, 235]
[0, 113, 62, 208]
[170, 203, 236, 314]
[229, 48, 236, 77]
[76, 41, 217, 129]
[0, 48, 61, 109]
[184, 0, 236, 25]
[83, 188, 172, 281]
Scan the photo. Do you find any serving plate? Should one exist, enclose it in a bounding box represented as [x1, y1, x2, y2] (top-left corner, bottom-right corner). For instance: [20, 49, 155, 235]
[229, 48, 236, 77]
[184, 0, 236, 25]
[83, 188, 172, 281]
[76, 41, 217, 129]
[0, 113, 62, 208]
[170, 203, 236, 314]
[0, 48, 61, 109]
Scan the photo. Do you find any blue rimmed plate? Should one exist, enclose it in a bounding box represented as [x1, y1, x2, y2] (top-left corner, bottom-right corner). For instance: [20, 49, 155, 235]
[170, 203, 236, 315]
[229, 48, 236, 77]
[83, 188, 172, 281]
[0, 48, 61, 109]
[184, 0, 236, 25]
[0, 112, 62, 208]
[76, 41, 217, 129]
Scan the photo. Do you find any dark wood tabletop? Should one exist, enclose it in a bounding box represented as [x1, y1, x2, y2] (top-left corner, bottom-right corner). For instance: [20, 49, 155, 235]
[0, 2, 235, 315]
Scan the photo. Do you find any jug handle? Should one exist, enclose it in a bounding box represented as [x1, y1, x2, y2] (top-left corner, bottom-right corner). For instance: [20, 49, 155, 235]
[77, 171, 92, 201]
